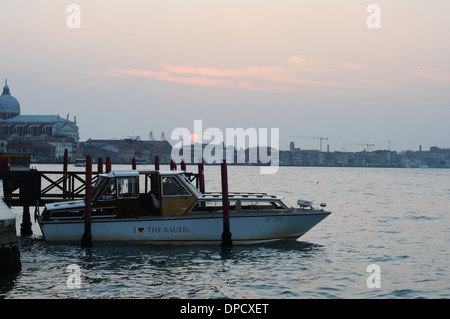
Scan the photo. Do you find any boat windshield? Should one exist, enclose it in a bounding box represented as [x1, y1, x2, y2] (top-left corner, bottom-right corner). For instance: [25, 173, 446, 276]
[179, 173, 201, 195]
[162, 176, 190, 196]
[99, 179, 116, 200]
[92, 177, 107, 199]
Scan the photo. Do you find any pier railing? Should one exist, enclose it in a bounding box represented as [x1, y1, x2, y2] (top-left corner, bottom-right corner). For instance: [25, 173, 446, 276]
[1, 170, 200, 207]
[1, 170, 100, 207]
[0, 154, 204, 241]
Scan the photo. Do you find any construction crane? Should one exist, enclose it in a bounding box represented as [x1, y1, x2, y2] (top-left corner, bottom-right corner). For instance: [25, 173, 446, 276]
[344, 143, 375, 152]
[290, 136, 328, 152]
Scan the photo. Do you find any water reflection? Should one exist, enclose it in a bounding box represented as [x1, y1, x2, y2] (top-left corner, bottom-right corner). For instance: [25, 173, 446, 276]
[4, 236, 326, 298]
[0, 273, 19, 297]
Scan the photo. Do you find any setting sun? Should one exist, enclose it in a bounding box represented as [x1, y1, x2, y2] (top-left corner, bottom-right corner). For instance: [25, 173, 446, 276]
[190, 133, 199, 142]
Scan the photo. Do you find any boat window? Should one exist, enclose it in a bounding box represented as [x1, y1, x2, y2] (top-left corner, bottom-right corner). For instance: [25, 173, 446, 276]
[117, 177, 138, 199]
[50, 209, 84, 219]
[99, 179, 117, 200]
[92, 207, 116, 218]
[240, 201, 285, 211]
[162, 176, 190, 196]
[190, 200, 237, 213]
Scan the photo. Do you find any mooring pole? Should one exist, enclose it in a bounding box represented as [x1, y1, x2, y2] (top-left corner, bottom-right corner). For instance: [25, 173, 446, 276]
[1, 157, 9, 180]
[170, 159, 176, 170]
[0, 157, 4, 179]
[81, 155, 92, 248]
[181, 159, 186, 171]
[221, 159, 233, 247]
[15, 154, 32, 236]
[20, 205, 33, 236]
[198, 159, 205, 193]
[106, 156, 111, 173]
[98, 158, 103, 173]
[155, 156, 160, 170]
[132, 157, 137, 170]
[63, 149, 68, 198]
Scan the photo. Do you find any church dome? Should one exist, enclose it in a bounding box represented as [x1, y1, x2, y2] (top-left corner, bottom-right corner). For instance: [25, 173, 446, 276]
[0, 79, 21, 116]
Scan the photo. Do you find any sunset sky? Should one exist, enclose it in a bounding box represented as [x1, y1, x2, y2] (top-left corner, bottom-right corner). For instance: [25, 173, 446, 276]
[1, 1, 449, 151]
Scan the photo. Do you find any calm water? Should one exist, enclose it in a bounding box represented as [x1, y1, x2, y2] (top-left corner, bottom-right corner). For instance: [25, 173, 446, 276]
[1, 165, 449, 299]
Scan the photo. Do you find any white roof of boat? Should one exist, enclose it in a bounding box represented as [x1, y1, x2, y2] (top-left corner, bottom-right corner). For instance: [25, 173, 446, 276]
[158, 170, 187, 175]
[136, 169, 158, 174]
[99, 169, 186, 178]
[199, 192, 283, 200]
[45, 200, 85, 210]
[99, 170, 140, 178]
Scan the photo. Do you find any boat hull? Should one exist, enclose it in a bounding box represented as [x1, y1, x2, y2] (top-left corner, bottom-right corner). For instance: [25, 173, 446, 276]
[38, 210, 330, 245]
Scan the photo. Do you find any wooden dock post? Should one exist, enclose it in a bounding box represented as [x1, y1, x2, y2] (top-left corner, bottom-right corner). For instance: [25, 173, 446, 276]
[63, 149, 68, 197]
[20, 205, 33, 236]
[0, 157, 4, 178]
[81, 155, 92, 248]
[198, 159, 205, 193]
[106, 156, 111, 173]
[155, 156, 160, 170]
[98, 158, 103, 173]
[8, 155, 32, 236]
[132, 157, 136, 170]
[1, 157, 9, 180]
[220, 159, 233, 247]
[181, 159, 186, 171]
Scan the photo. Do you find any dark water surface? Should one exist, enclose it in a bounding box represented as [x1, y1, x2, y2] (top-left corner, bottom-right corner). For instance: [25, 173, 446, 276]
[1, 165, 449, 298]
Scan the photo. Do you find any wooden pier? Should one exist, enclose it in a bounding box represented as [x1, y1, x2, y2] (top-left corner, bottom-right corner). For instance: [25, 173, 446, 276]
[0, 152, 205, 271]
[1, 169, 100, 207]
[1, 163, 201, 208]
[0, 155, 202, 239]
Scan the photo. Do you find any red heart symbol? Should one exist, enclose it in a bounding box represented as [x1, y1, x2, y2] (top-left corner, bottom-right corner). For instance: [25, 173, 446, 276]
[138, 227, 144, 233]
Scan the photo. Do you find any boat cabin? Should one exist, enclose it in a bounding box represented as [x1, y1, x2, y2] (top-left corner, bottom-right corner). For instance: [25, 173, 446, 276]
[42, 170, 294, 220]
[87, 169, 203, 218]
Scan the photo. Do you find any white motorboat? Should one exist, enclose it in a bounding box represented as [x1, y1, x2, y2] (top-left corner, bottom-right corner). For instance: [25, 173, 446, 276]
[37, 169, 331, 244]
[73, 159, 86, 167]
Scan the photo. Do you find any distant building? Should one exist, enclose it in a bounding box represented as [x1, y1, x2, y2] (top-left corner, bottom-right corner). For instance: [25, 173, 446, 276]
[77, 138, 173, 164]
[0, 79, 79, 142]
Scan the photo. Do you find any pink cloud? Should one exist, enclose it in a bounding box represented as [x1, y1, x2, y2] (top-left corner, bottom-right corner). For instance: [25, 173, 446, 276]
[92, 56, 398, 93]
[284, 56, 365, 71]
[411, 68, 449, 83]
